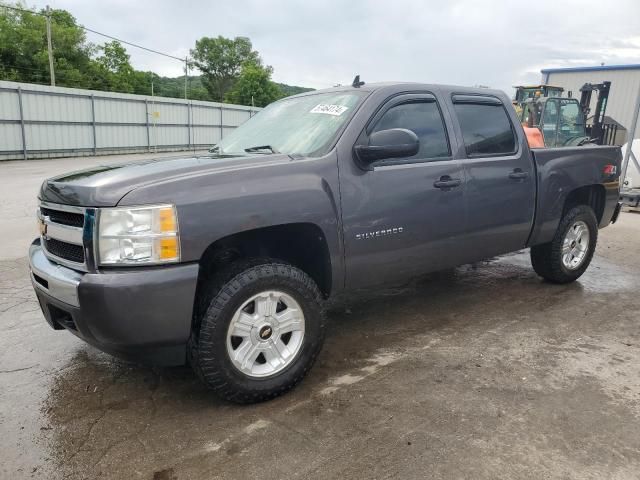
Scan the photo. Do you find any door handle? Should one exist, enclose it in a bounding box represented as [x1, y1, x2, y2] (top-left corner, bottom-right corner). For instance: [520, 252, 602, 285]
[433, 176, 462, 189]
[509, 169, 529, 180]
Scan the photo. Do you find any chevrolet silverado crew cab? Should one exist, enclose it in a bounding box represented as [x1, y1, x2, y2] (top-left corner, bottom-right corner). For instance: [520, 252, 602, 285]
[30, 82, 622, 403]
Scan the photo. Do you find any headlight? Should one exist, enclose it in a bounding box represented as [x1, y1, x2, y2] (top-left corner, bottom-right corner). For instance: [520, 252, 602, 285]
[97, 204, 180, 265]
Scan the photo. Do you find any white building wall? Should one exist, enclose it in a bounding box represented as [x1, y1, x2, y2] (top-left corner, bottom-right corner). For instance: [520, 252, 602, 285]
[543, 68, 640, 140]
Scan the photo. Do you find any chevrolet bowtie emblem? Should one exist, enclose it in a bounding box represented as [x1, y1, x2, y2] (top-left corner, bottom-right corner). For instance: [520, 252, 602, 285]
[259, 326, 272, 340]
[39, 219, 47, 236]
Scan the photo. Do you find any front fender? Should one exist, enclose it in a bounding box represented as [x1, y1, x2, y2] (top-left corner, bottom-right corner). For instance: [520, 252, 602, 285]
[118, 154, 344, 289]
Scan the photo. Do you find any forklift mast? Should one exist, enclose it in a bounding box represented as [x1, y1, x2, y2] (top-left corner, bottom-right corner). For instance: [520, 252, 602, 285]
[579, 81, 611, 145]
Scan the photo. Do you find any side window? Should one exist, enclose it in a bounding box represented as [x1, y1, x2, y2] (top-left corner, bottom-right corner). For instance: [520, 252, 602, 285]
[542, 100, 558, 125]
[557, 99, 585, 145]
[541, 100, 559, 145]
[453, 102, 516, 156]
[371, 101, 450, 161]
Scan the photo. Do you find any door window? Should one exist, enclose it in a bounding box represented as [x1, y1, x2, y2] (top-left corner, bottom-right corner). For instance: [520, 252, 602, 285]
[453, 102, 517, 156]
[371, 101, 450, 161]
[541, 100, 559, 145]
[542, 100, 558, 125]
[557, 99, 586, 145]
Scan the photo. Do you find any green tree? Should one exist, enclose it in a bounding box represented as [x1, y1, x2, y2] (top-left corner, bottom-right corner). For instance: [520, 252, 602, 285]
[95, 41, 132, 74]
[0, 5, 310, 102]
[224, 61, 283, 107]
[92, 40, 135, 92]
[0, 5, 93, 87]
[190, 36, 260, 101]
[130, 70, 154, 96]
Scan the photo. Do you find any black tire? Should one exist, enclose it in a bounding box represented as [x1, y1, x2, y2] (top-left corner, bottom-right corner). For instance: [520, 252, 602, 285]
[530, 205, 598, 284]
[189, 259, 325, 404]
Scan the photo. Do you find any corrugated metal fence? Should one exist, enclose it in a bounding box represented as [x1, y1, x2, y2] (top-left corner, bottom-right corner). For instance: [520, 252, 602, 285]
[0, 80, 258, 161]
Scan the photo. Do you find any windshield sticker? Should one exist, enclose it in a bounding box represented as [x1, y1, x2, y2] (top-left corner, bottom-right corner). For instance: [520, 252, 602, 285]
[310, 104, 349, 116]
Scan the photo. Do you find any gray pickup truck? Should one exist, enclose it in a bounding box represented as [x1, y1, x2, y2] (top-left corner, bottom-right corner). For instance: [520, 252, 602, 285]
[30, 82, 622, 403]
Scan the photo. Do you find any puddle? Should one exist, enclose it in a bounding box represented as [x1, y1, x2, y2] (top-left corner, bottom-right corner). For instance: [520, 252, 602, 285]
[492, 251, 637, 293]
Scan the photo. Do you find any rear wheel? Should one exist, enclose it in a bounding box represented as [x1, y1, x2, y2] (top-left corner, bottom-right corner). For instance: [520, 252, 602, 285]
[530, 205, 598, 284]
[189, 260, 325, 404]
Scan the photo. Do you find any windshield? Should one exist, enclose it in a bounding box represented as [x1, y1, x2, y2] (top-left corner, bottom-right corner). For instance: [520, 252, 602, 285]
[214, 91, 365, 157]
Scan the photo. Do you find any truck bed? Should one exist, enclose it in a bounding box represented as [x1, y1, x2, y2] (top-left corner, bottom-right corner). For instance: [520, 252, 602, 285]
[528, 145, 622, 246]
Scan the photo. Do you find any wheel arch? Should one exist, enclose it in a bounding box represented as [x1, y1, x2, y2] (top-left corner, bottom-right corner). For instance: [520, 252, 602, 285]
[194, 222, 333, 313]
[562, 184, 606, 224]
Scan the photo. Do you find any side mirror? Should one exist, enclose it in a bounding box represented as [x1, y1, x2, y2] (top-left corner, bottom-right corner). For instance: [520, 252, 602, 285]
[354, 128, 419, 167]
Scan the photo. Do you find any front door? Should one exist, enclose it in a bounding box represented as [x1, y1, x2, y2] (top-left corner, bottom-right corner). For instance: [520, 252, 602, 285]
[339, 93, 467, 289]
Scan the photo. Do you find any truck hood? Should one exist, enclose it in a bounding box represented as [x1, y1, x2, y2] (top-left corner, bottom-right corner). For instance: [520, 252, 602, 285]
[39, 153, 293, 206]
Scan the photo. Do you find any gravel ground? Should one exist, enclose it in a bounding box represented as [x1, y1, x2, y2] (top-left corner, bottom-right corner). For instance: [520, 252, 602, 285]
[1, 154, 639, 480]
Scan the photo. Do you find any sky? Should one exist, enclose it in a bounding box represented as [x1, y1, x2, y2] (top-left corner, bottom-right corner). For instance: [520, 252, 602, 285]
[30, 0, 640, 95]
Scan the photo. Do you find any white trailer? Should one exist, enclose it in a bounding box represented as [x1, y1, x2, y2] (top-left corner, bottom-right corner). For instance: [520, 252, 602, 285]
[621, 139, 640, 210]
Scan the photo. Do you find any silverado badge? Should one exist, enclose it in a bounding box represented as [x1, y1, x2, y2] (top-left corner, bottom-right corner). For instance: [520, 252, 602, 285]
[356, 227, 404, 240]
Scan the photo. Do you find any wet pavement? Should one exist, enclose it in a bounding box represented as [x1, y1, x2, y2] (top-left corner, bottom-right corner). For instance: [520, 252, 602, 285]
[2, 155, 640, 479]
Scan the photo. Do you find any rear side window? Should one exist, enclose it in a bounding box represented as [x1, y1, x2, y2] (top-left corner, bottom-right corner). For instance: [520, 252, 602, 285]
[453, 102, 516, 156]
[372, 101, 450, 160]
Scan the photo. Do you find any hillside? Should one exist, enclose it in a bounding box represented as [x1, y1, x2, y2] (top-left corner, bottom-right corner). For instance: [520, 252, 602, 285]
[149, 75, 313, 102]
[275, 83, 315, 96]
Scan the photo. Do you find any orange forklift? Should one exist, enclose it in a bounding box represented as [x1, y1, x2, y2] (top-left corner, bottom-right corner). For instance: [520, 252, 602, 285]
[513, 82, 611, 148]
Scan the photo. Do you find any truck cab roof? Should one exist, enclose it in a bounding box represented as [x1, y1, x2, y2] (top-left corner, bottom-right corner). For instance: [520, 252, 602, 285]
[288, 82, 509, 100]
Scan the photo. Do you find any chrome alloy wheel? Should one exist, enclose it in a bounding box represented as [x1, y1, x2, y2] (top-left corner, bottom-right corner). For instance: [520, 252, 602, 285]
[562, 220, 590, 270]
[226, 290, 305, 378]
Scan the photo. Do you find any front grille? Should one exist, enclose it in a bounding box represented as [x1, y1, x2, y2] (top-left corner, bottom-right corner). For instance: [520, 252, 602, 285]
[41, 207, 84, 228]
[44, 238, 85, 263]
[39, 202, 87, 269]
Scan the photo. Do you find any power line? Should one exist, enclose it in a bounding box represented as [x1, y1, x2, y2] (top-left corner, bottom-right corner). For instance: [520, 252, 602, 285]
[80, 27, 185, 62]
[0, 3, 34, 14]
[0, 62, 49, 73]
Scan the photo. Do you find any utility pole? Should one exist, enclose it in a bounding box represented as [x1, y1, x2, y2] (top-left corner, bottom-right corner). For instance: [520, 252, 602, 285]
[184, 57, 188, 100]
[151, 80, 157, 153]
[45, 5, 55, 86]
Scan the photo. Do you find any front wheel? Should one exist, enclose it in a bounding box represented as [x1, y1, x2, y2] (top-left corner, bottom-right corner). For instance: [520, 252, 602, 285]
[530, 205, 598, 284]
[189, 260, 325, 404]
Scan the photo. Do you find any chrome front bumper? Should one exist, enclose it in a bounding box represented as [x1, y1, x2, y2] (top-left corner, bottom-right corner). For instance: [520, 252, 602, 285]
[29, 241, 83, 307]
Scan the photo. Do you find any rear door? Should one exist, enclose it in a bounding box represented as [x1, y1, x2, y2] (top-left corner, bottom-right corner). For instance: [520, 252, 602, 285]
[449, 94, 536, 261]
[339, 92, 467, 288]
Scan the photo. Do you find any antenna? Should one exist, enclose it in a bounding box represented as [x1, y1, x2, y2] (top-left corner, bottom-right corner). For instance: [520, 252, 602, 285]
[352, 75, 365, 88]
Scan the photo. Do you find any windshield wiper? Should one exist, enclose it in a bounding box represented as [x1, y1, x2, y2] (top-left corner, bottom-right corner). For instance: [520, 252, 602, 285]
[244, 145, 279, 154]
